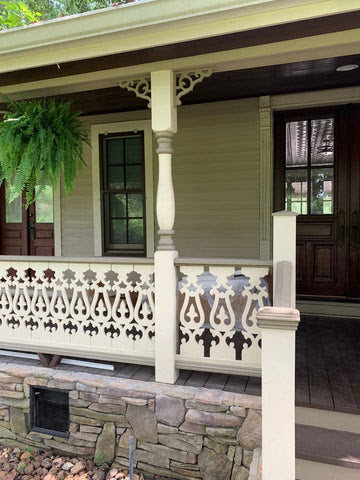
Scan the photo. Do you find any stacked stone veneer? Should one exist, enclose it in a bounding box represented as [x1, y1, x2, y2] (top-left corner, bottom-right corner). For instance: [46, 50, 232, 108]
[0, 362, 262, 480]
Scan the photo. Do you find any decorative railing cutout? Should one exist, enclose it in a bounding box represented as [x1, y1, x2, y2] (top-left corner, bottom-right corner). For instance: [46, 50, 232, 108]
[0, 261, 155, 361]
[178, 265, 270, 365]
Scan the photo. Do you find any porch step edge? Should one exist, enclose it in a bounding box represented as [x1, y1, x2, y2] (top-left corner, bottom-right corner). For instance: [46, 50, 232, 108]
[296, 424, 360, 470]
[295, 406, 360, 434]
[296, 459, 360, 480]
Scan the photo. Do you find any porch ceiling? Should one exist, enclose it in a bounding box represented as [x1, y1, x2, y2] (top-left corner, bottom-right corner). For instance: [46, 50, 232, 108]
[2, 53, 357, 116]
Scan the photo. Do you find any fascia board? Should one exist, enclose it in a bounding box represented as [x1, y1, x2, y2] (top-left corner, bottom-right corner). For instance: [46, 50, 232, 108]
[0, 0, 359, 72]
[2, 28, 360, 99]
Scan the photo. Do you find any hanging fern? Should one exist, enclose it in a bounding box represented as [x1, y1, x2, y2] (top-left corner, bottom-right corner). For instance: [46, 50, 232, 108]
[0, 97, 89, 207]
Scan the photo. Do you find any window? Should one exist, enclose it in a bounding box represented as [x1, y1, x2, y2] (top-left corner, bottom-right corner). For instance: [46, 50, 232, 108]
[100, 132, 146, 256]
[284, 118, 334, 215]
[92, 120, 154, 257]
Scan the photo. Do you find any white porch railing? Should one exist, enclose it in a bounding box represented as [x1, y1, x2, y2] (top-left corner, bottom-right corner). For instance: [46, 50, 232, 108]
[0, 257, 155, 365]
[175, 258, 272, 377]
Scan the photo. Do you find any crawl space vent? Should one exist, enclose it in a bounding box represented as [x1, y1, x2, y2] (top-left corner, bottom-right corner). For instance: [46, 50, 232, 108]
[30, 386, 69, 437]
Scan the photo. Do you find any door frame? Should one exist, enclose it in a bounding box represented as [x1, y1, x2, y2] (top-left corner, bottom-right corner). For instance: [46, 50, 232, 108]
[272, 87, 360, 302]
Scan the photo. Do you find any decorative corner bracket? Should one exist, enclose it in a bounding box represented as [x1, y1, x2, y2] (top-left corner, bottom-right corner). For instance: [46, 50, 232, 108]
[118, 68, 213, 108]
[175, 68, 213, 106]
[118, 77, 152, 108]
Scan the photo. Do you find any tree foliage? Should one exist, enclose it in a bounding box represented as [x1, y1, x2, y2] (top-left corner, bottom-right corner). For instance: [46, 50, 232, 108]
[0, 0, 135, 28]
[0, 97, 89, 207]
[0, 1, 40, 29]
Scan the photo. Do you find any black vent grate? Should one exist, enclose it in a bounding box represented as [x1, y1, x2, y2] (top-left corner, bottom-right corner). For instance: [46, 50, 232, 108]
[31, 387, 69, 437]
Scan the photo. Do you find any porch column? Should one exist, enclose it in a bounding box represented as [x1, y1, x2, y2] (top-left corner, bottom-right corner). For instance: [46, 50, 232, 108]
[151, 70, 178, 383]
[257, 210, 300, 480]
[257, 307, 300, 480]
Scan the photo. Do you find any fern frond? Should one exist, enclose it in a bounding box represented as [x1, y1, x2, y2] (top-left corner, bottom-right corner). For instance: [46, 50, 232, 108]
[0, 96, 88, 206]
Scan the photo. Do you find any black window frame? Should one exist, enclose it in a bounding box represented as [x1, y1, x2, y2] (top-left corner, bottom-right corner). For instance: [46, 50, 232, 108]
[100, 131, 146, 257]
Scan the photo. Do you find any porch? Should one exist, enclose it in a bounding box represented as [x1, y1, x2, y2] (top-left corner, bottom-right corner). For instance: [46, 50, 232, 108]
[1, 314, 358, 413]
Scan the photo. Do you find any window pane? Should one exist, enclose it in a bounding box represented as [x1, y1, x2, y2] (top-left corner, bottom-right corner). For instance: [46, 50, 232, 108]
[128, 193, 143, 218]
[285, 169, 308, 214]
[311, 168, 333, 214]
[110, 219, 127, 244]
[35, 186, 54, 223]
[106, 138, 124, 165]
[107, 166, 124, 189]
[311, 118, 334, 166]
[126, 165, 142, 189]
[109, 194, 126, 218]
[5, 184, 22, 223]
[286, 121, 308, 167]
[125, 136, 142, 164]
[128, 219, 143, 244]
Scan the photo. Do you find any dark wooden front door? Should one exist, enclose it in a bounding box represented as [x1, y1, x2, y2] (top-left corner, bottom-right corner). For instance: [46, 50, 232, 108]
[0, 185, 54, 256]
[274, 104, 360, 299]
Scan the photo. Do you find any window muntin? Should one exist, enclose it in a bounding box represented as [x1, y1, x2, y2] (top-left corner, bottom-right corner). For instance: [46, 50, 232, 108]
[285, 118, 334, 215]
[101, 132, 146, 256]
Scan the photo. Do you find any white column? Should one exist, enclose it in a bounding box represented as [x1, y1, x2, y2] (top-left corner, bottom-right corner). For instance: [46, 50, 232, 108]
[151, 70, 179, 383]
[272, 210, 297, 308]
[257, 307, 300, 480]
[257, 209, 300, 480]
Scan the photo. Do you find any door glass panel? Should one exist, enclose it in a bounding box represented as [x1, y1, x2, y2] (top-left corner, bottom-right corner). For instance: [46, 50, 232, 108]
[285, 169, 308, 214]
[5, 184, 22, 223]
[311, 118, 334, 166]
[35, 186, 54, 223]
[286, 121, 308, 167]
[311, 167, 334, 214]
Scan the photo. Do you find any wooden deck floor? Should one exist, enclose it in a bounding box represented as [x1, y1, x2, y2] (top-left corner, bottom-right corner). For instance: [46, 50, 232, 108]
[0, 314, 358, 413]
[296, 315, 360, 414]
[0, 354, 261, 396]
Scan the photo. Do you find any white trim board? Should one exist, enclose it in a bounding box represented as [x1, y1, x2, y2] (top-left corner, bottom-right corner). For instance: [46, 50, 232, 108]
[91, 120, 154, 257]
[0, 349, 114, 370]
[296, 300, 360, 318]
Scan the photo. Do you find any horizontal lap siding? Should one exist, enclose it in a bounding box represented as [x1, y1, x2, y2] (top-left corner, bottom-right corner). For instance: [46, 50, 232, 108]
[61, 136, 94, 256]
[61, 112, 151, 257]
[172, 99, 260, 258]
[60, 102, 260, 258]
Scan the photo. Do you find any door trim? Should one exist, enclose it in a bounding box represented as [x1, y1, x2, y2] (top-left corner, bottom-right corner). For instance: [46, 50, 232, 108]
[54, 185, 61, 256]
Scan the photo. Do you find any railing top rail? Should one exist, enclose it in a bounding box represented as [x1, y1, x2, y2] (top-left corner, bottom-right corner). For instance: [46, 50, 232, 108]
[0, 255, 154, 265]
[175, 257, 273, 267]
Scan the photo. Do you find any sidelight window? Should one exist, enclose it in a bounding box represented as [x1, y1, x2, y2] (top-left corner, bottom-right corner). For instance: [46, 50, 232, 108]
[285, 118, 334, 215]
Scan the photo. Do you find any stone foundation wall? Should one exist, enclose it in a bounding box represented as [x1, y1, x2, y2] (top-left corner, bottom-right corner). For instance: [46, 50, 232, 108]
[0, 363, 262, 480]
